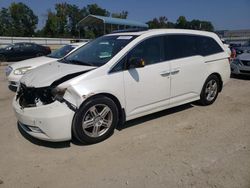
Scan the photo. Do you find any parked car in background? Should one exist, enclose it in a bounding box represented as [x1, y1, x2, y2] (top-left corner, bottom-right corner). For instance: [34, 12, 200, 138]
[0, 42, 51, 62]
[230, 42, 250, 55]
[5, 42, 87, 90]
[13, 29, 230, 144]
[231, 52, 250, 75]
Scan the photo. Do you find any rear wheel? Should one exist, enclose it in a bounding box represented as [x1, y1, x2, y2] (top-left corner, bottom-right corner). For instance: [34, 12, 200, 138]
[72, 96, 119, 144]
[199, 75, 220, 106]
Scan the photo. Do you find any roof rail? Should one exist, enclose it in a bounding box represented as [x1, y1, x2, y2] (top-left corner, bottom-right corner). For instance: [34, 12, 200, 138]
[111, 28, 148, 34]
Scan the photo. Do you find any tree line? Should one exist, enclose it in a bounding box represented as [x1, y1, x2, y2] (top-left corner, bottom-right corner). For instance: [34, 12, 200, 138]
[147, 16, 214, 31]
[0, 2, 214, 39]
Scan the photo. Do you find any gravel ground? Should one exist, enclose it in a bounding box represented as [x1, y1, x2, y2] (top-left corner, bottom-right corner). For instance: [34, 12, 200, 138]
[0, 65, 250, 188]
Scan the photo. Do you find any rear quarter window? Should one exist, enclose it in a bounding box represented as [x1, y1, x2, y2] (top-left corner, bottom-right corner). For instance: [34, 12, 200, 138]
[164, 34, 224, 61]
[196, 36, 224, 56]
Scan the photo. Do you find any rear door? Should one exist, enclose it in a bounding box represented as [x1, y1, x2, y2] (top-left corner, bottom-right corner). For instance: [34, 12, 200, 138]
[164, 35, 207, 105]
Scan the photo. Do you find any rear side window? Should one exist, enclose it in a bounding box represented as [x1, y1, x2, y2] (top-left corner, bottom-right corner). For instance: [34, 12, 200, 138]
[164, 35, 197, 60]
[196, 36, 224, 56]
[164, 35, 223, 61]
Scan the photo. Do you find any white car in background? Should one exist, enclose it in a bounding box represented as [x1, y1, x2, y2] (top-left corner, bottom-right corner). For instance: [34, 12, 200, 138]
[5, 42, 87, 90]
[231, 52, 250, 75]
[13, 29, 230, 144]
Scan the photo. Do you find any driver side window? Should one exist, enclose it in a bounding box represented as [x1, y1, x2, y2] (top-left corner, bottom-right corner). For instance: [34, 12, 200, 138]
[110, 36, 164, 73]
[128, 36, 164, 66]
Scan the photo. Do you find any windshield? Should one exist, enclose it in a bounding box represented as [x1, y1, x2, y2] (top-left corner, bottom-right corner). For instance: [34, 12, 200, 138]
[61, 35, 137, 67]
[47, 45, 75, 58]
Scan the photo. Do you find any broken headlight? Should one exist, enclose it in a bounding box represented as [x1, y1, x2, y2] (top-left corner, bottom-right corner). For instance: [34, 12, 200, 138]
[17, 84, 55, 107]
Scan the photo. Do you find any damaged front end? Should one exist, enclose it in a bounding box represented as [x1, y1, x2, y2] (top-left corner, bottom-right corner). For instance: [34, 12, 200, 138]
[16, 84, 65, 108]
[16, 70, 93, 111]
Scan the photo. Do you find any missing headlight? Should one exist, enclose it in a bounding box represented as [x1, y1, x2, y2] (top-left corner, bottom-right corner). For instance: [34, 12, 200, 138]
[16, 84, 77, 111]
[17, 84, 55, 108]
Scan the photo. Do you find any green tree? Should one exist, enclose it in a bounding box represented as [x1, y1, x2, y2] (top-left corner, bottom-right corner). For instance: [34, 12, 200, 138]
[147, 16, 175, 29]
[42, 11, 59, 37]
[0, 8, 12, 36]
[67, 4, 88, 37]
[55, 3, 68, 36]
[10, 2, 38, 36]
[147, 16, 214, 32]
[87, 4, 110, 16]
[200, 21, 214, 32]
[147, 17, 167, 28]
[176, 16, 188, 29]
[0, 2, 38, 36]
[42, 3, 89, 38]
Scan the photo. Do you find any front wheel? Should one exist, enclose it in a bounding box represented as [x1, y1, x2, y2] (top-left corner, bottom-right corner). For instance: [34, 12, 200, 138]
[72, 96, 119, 144]
[199, 75, 220, 106]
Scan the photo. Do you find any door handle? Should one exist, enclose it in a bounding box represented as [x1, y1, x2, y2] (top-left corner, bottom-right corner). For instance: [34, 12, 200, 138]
[160, 71, 170, 77]
[171, 69, 180, 75]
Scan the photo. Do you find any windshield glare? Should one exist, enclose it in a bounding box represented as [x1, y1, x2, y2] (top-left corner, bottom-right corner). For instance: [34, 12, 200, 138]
[63, 35, 136, 67]
[47, 45, 75, 59]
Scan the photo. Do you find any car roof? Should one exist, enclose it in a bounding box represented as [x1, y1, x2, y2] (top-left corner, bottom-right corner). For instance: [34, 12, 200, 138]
[107, 29, 217, 38]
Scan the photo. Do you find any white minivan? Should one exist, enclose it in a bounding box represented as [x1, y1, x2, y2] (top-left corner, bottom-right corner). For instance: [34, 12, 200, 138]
[13, 29, 230, 144]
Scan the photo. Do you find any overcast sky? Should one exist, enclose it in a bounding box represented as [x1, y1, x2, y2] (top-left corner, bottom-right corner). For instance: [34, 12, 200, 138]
[1, 0, 250, 30]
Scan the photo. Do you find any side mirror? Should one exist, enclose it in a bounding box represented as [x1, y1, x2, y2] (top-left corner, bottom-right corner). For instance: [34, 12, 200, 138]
[127, 57, 145, 69]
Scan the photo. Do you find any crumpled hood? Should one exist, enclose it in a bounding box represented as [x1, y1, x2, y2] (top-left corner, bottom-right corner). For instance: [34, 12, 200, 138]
[10, 56, 57, 70]
[20, 61, 95, 88]
[238, 53, 250, 61]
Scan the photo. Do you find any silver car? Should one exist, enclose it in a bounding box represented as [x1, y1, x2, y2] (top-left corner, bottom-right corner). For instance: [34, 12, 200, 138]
[231, 53, 250, 75]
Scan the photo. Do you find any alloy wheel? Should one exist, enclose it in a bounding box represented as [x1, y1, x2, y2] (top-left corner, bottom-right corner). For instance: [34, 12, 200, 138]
[205, 79, 218, 102]
[82, 104, 113, 138]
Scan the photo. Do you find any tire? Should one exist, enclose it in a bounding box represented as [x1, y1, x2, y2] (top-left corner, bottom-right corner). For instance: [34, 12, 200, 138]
[199, 75, 220, 106]
[72, 96, 119, 144]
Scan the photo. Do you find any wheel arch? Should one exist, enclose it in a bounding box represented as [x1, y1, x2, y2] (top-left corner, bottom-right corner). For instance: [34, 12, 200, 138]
[209, 72, 223, 92]
[77, 92, 126, 129]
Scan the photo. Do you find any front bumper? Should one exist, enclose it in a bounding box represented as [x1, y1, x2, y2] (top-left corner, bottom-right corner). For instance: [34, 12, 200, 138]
[13, 98, 75, 142]
[231, 64, 250, 75]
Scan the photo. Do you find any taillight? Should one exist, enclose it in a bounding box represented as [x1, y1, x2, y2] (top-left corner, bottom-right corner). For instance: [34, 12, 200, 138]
[46, 46, 51, 52]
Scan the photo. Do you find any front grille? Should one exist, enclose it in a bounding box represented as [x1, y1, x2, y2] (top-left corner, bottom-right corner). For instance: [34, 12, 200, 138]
[241, 60, 250, 66]
[16, 83, 55, 108]
[240, 70, 250, 74]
